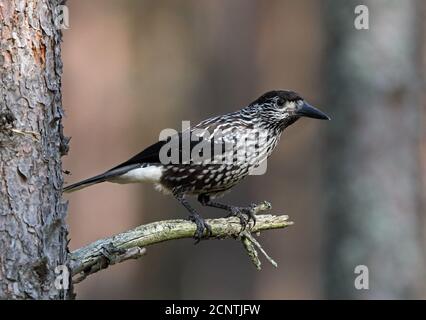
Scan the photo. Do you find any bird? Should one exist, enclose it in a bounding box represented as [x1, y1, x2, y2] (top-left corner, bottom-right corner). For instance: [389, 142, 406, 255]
[64, 90, 330, 242]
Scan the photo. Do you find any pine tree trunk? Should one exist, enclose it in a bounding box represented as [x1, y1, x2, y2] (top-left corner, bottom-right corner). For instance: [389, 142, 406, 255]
[323, 0, 424, 298]
[0, 0, 71, 299]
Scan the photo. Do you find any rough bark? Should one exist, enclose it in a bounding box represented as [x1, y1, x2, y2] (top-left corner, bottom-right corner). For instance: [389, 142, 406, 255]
[0, 0, 71, 299]
[323, 0, 424, 298]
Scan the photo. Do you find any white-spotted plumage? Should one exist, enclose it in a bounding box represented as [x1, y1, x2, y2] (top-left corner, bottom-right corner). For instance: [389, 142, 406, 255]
[64, 90, 329, 200]
[63, 90, 330, 241]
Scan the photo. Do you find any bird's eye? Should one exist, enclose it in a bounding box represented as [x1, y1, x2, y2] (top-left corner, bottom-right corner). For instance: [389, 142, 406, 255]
[277, 99, 285, 107]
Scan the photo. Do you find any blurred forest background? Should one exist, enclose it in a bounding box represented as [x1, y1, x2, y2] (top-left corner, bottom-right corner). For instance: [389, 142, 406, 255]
[62, 0, 426, 299]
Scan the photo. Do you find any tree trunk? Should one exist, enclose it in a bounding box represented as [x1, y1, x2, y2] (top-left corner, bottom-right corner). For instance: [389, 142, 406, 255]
[323, 0, 424, 298]
[0, 0, 71, 299]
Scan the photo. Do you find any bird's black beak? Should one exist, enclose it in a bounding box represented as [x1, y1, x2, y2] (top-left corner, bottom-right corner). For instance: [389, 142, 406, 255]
[296, 102, 330, 120]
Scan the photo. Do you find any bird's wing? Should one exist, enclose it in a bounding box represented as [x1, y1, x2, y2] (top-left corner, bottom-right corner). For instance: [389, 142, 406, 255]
[107, 132, 202, 172]
[107, 139, 168, 171]
[109, 114, 251, 172]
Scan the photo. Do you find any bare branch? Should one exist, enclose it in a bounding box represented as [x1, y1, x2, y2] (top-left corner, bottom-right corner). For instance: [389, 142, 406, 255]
[70, 202, 293, 283]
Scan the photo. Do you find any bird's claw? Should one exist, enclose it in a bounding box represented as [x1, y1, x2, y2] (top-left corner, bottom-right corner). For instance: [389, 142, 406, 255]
[189, 214, 212, 244]
[227, 208, 248, 231]
[244, 204, 257, 227]
[227, 205, 256, 231]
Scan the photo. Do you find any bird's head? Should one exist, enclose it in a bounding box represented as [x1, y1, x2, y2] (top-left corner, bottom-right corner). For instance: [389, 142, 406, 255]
[248, 90, 330, 129]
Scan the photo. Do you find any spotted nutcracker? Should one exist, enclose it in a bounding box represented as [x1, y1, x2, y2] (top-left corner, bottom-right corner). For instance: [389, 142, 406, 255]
[64, 90, 330, 241]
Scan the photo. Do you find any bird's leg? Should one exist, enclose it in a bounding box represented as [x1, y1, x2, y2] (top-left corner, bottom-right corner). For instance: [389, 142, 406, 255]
[198, 194, 257, 230]
[174, 193, 212, 243]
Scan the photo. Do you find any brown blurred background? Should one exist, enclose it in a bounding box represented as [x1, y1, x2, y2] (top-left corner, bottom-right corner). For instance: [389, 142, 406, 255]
[62, 0, 426, 299]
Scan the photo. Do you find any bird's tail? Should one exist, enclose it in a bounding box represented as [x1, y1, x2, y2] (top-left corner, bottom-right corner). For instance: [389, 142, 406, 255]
[63, 173, 108, 193]
[63, 164, 141, 193]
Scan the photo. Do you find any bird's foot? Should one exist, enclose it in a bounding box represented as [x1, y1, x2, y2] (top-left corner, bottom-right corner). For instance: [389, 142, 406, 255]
[227, 204, 257, 231]
[242, 204, 257, 227]
[188, 214, 212, 244]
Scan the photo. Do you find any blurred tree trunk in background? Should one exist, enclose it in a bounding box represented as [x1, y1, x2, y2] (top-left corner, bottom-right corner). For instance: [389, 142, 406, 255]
[323, 0, 424, 298]
[0, 0, 71, 299]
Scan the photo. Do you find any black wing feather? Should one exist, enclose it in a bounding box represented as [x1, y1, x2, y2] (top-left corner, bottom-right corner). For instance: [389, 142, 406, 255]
[108, 132, 214, 172]
[108, 139, 167, 172]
